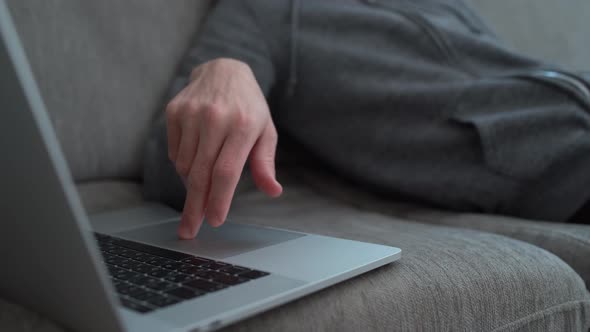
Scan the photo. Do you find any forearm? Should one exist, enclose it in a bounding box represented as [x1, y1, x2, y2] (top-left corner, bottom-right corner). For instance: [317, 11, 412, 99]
[167, 0, 279, 102]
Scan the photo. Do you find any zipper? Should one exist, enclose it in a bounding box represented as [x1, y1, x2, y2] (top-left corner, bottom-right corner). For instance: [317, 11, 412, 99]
[437, 2, 482, 34]
[372, 1, 477, 77]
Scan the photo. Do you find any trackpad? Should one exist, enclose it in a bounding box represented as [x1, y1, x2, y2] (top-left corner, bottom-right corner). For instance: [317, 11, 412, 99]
[114, 221, 304, 259]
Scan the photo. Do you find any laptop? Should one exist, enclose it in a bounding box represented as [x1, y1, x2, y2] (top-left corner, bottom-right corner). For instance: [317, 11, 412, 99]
[0, 2, 401, 331]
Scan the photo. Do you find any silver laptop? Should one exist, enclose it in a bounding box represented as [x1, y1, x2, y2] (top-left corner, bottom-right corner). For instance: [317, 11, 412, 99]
[0, 2, 401, 331]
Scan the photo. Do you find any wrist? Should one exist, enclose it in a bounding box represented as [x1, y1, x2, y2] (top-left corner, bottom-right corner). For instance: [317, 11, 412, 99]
[191, 58, 251, 81]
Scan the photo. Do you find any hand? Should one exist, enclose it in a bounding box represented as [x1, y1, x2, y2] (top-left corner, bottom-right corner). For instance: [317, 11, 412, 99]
[166, 58, 282, 239]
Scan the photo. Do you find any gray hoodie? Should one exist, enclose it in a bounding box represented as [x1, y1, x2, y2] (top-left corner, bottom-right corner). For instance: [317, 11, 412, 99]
[144, 0, 590, 221]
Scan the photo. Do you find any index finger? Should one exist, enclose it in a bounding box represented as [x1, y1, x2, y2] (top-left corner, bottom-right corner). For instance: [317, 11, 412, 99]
[178, 109, 226, 239]
[178, 184, 207, 239]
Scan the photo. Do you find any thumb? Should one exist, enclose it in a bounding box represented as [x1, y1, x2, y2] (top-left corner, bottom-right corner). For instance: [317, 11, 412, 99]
[249, 122, 282, 197]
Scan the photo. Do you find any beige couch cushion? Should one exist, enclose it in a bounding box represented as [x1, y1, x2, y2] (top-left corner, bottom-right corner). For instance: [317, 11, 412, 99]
[2, 178, 589, 331]
[467, 0, 590, 70]
[7, 0, 209, 181]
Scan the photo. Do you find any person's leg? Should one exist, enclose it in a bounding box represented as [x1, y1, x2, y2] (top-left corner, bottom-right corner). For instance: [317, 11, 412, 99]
[306, 1, 590, 221]
[568, 200, 590, 224]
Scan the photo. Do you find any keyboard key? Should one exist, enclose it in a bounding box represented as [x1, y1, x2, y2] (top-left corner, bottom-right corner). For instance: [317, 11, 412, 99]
[120, 249, 142, 259]
[219, 265, 250, 275]
[162, 262, 184, 270]
[118, 285, 145, 297]
[147, 295, 182, 308]
[120, 298, 153, 313]
[210, 273, 248, 286]
[145, 280, 177, 292]
[178, 266, 209, 275]
[115, 282, 132, 293]
[107, 264, 125, 273]
[129, 253, 152, 263]
[132, 264, 154, 274]
[105, 246, 122, 255]
[107, 264, 124, 275]
[175, 263, 197, 271]
[203, 262, 229, 271]
[183, 278, 227, 292]
[113, 270, 142, 281]
[105, 256, 125, 266]
[166, 287, 205, 300]
[164, 273, 195, 283]
[148, 268, 176, 279]
[130, 290, 159, 302]
[193, 270, 248, 286]
[180, 257, 212, 266]
[191, 269, 220, 279]
[117, 248, 134, 257]
[114, 239, 192, 261]
[119, 260, 142, 270]
[239, 270, 270, 280]
[101, 252, 116, 261]
[146, 257, 172, 267]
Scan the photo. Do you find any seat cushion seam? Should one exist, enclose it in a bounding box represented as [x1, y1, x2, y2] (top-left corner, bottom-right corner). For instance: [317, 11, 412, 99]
[417, 213, 590, 251]
[507, 225, 590, 250]
[491, 299, 590, 332]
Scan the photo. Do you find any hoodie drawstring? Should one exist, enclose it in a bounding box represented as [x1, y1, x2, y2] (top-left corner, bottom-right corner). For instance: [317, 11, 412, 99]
[287, 0, 300, 97]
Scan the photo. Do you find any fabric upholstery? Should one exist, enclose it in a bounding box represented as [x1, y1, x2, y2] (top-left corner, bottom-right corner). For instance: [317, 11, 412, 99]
[403, 211, 590, 291]
[223, 182, 590, 331]
[466, 0, 590, 71]
[77, 181, 145, 214]
[285, 159, 590, 291]
[3, 0, 590, 331]
[6, 0, 209, 181]
[1, 179, 589, 331]
[0, 298, 62, 332]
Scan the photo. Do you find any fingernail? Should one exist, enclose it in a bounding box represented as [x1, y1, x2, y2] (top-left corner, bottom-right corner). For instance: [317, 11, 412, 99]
[206, 216, 220, 227]
[178, 220, 194, 239]
[272, 182, 283, 197]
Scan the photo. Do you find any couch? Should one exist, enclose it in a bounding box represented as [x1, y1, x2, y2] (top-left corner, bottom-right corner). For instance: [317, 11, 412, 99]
[1, 0, 589, 331]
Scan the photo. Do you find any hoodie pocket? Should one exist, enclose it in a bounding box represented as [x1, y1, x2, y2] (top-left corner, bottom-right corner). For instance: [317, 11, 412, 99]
[449, 79, 590, 181]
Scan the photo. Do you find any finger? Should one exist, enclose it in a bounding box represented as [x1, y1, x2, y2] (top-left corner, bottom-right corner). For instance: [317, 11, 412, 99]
[166, 101, 182, 162]
[178, 107, 227, 239]
[205, 129, 257, 227]
[178, 187, 205, 239]
[175, 119, 200, 177]
[249, 122, 282, 197]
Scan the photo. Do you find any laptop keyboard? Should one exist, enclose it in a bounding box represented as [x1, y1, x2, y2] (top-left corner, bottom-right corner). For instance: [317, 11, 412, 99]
[94, 233, 270, 314]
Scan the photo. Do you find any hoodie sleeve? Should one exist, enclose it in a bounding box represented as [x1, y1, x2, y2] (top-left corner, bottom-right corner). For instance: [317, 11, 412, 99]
[167, 0, 277, 99]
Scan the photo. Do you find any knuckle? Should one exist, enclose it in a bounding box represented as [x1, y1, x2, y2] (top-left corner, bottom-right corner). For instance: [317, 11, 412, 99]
[187, 163, 211, 188]
[213, 160, 239, 181]
[186, 174, 200, 189]
[165, 100, 180, 118]
[202, 102, 224, 125]
[268, 127, 279, 141]
[233, 113, 255, 136]
[255, 156, 274, 166]
[234, 110, 253, 128]
[185, 99, 201, 114]
[175, 161, 190, 177]
[167, 149, 175, 162]
[182, 104, 200, 123]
